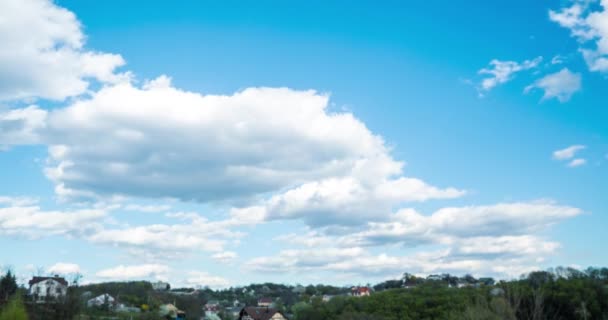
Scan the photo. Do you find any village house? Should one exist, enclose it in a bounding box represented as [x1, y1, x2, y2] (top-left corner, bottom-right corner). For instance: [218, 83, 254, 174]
[239, 306, 288, 320]
[351, 286, 371, 297]
[28, 276, 68, 302]
[204, 299, 221, 317]
[322, 294, 334, 302]
[86, 293, 116, 308]
[159, 303, 186, 319]
[257, 297, 273, 307]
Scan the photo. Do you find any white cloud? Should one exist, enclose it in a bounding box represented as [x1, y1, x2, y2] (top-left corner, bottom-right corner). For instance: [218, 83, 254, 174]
[235, 176, 463, 227]
[478, 57, 543, 92]
[0, 0, 128, 101]
[124, 204, 172, 213]
[550, 0, 608, 72]
[0, 78, 464, 228]
[246, 246, 549, 279]
[568, 158, 587, 167]
[451, 236, 560, 258]
[525, 69, 582, 102]
[551, 55, 565, 65]
[211, 251, 238, 264]
[184, 271, 230, 289]
[96, 264, 169, 280]
[0, 106, 48, 147]
[284, 201, 581, 248]
[47, 262, 80, 275]
[553, 145, 586, 160]
[0, 199, 106, 238]
[0, 196, 38, 207]
[88, 211, 249, 258]
[254, 201, 581, 279]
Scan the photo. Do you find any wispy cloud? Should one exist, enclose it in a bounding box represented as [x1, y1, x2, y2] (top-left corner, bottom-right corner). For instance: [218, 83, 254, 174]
[568, 158, 587, 167]
[477, 57, 543, 94]
[553, 145, 586, 160]
[525, 68, 582, 102]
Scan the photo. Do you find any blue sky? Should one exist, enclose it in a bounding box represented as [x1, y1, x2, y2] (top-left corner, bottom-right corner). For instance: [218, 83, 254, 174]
[0, 0, 607, 288]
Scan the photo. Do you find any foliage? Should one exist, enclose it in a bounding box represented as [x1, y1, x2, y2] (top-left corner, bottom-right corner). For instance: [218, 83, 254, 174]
[0, 270, 17, 302]
[0, 295, 28, 320]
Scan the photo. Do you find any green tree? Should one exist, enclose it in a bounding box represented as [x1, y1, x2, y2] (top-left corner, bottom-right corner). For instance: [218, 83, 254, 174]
[0, 270, 17, 301]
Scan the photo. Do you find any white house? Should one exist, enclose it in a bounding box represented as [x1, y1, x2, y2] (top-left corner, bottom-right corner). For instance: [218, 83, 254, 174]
[257, 297, 273, 307]
[87, 293, 116, 308]
[28, 276, 68, 302]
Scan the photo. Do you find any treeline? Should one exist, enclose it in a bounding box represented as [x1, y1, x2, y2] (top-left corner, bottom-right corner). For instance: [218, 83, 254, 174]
[2, 266, 608, 319]
[292, 267, 608, 320]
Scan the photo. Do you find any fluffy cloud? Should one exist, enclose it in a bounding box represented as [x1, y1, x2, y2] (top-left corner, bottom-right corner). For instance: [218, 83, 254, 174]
[184, 271, 230, 289]
[88, 211, 248, 258]
[0, 199, 106, 238]
[553, 145, 586, 160]
[282, 201, 581, 248]
[0, 0, 128, 101]
[96, 264, 169, 280]
[124, 204, 172, 213]
[478, 57, 542, 92]
[550, 0, 608, 72]
[0, 106, 48, 147]
[0, 196, 38, 207]
[246, 246, 548, 279]
[8, 78, 463, 226]
[211, 251, 238, 264]
[258, 201, 580, 278]
[233, 176, 463, 227]
[525, 69, 582, 102]
[47, 262, 81, 275]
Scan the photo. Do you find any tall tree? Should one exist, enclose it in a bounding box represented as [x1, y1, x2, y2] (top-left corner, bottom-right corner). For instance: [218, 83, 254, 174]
[0, 270, 17, 301]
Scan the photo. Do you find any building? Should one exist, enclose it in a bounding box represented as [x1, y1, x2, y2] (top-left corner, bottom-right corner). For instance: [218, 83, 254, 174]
[28, 276, 68, 302]
[159, 303, 186, 319]
[152, 281, 170, 291]
[322, 294, 334, 302]
[239, 307, 288, 320]
[257, 297, 273, 307]
[87, 293, 116, 308]
[351, 286, 371, 297]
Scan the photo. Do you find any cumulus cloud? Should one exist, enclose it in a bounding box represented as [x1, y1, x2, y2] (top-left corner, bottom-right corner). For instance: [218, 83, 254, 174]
[0, 0, 128, 101]
[281, 201, 581, 248]
[0, 106, 48, 148]
[96, 264, 169, 280]
[477, 57, 543, 93]
[184, 271, 230, 289]
[0, 76, 463, 230]
[550, 0, 608, 72]
[246, 246, 548, 279]
[525, 69, 582, 102]
[0, 196, 38, 207]
[233, 176, 464, 227]
[88, 211, 249, 259]
[0, 199, 106, 238]
[1, 0, 463, 230]
[259, 201, 581, 278]
[47, 262, 81, 275]
[124, 204, 172, 213]
[553, 145, 586, 160]
[211, 251, 238, 264]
